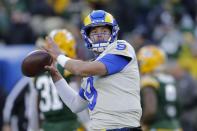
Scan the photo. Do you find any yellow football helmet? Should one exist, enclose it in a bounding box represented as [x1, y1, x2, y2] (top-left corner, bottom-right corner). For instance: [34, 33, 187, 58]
[49, 29, 77, 58]
[137, 45, 166, 74]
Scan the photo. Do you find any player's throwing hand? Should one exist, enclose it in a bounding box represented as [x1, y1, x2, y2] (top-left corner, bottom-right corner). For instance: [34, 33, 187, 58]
[44, 37, 62, 60]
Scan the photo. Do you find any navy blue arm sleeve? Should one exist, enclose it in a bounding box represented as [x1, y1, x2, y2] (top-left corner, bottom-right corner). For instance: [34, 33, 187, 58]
[97, 54, 131, 75]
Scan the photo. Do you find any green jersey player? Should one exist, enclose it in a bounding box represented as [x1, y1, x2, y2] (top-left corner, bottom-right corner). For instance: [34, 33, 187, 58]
[33, 29, 83, 131]
[137, 45, 182, 131]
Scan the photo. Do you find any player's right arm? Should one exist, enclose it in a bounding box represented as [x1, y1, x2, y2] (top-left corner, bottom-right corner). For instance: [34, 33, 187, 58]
[46, 64, 88, 113]
[55, 78, 88, 113]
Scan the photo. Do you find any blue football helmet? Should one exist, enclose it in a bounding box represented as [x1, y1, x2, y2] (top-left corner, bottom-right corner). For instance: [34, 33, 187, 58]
[81, 10, 119, 53]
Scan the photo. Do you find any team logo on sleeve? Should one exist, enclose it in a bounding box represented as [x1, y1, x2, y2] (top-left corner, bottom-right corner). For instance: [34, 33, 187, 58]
[116, 42, 126, 50]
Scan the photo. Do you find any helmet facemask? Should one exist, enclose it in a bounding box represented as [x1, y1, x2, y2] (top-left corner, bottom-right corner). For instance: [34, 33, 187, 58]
[86, 25, 113, 53]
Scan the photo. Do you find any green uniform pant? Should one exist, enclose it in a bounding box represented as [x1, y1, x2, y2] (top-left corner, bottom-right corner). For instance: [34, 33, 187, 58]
[42, 120, 80, 131]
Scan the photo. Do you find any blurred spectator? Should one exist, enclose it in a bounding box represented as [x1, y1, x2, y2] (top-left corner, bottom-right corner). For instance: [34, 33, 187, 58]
[167, 61, 197, 131]
[30, 16, 65, 37]
[152, 10, 183, 60]
[48, 0, 70, 15]
[181, 0, 197, 20]
[30, 0, 55, 16]
[124, 25, 153, 52]
[85, 0, 110, 10]
[179, 13, 194, 32]
[5, 10, 36, 44]
[178, 32, 197, 80]
[0, 1, 9, 43]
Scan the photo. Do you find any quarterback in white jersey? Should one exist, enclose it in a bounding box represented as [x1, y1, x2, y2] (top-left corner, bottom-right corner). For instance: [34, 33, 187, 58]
[44, 10, 142, 131]
[79, 40, 142, 129]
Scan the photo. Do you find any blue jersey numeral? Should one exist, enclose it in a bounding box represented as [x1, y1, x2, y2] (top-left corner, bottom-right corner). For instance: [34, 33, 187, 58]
[84, 76, 97, 110]
[116, 42, 126, 50]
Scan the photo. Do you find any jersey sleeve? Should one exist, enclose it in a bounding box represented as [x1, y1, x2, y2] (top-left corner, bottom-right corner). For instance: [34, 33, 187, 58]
[141, 75, 159, 89]
[107, 40, 136, 59]
[97, 54, 130, 75]
[57, 63, 72, 78]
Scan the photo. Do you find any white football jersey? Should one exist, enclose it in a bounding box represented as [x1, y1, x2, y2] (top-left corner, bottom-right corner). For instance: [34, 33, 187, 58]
[81, 40, 142, 130]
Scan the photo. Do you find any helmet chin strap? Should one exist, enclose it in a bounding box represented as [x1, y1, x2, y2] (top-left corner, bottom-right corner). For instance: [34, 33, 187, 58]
[91, 42, 109, 53]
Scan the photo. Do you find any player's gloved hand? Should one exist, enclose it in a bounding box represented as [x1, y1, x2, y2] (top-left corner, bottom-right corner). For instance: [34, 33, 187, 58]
[44, 37, 62, 60]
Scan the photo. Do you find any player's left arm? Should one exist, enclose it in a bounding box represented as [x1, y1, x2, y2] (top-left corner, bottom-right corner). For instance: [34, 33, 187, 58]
[55, 78, 89, 113]
[45, 64, 89, 113]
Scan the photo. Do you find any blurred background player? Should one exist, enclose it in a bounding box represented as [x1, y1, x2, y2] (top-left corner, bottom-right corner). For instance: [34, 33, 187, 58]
[137, 45, 182, 131]
[2, 77, 39, 131]
[33, 29, 89, 131]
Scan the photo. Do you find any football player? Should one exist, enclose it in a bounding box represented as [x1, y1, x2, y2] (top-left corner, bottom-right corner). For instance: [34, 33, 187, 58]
[33, 29, 89, 131]
[44, 10, 142, 131]
[137, 45, 182, 131]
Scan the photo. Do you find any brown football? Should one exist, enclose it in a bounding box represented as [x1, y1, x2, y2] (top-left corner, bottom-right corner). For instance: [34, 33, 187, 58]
[22, 50, 53, 77]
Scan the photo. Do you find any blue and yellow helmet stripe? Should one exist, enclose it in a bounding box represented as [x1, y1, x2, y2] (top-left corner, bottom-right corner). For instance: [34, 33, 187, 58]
[84, 14, 91, 26]
[83, 11, 114, 26]
[105, 13, 114, 23]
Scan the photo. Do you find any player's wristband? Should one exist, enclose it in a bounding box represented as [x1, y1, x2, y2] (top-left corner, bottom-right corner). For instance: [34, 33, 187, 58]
[57, 54, 71, 67]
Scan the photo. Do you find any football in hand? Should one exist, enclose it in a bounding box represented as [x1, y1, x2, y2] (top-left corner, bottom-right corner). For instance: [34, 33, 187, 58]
[22, 50, 53, 77]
